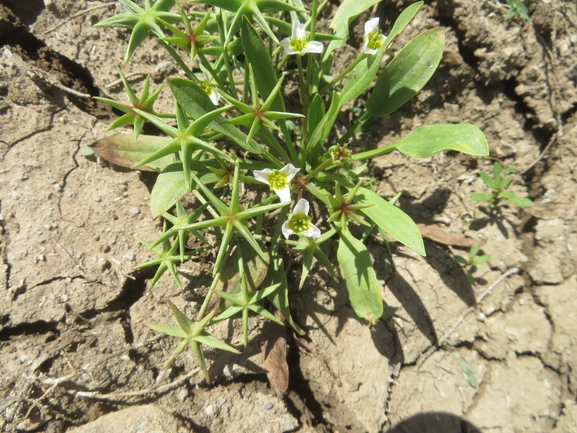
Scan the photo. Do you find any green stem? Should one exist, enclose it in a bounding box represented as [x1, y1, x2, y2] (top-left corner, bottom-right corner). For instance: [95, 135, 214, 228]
[304, 157, 334, 183]
[258, 127, 292, 163]
[337, 111, 371, 145]
[253, 234, 298, 247]
[197, 51, 226, 90]
[351, 143, 397, 161]
[296, 55, 307, 110]
[319, 52, 366, 95]
[316, 227, 337, 245]
[160, 41, 194, 80]
[217, 11, 238, 99]
[197, 271, 222, 320]
[306, 0, 319, 96]
[279, 120, 299, 164]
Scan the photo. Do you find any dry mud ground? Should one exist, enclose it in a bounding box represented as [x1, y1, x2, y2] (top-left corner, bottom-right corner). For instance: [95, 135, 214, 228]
[1, 0, 577, 432]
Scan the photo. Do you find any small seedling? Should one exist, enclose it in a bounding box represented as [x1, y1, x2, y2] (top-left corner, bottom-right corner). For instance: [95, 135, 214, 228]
[454, 244, 490, 284]
[470, 162, 533, 209]
[504, 0, 532, 20]
[461, 361, 478, 388]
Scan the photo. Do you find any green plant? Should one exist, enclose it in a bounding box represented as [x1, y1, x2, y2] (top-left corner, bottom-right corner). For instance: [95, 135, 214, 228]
[90, 0, 489, 381]
[504, 0, 532, 20]
[470, 162, 533, 209]
[453, 244, 490, 284]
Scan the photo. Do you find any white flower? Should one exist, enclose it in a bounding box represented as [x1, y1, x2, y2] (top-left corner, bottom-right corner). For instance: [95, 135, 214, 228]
[253, 164, 300, 203]
[280, 20, 324, 56]
[199, 72, 219, 105]
[282, 198, 321, 239]
[364, 17, 387, 55]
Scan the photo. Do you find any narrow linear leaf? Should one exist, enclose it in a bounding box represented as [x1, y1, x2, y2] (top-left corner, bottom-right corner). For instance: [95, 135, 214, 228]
[241, 17, 284, 112]
[168, 78, 264, 155]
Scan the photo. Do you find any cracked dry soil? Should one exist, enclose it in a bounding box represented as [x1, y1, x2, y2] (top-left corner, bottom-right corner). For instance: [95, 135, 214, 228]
[1, 0, 577, 432]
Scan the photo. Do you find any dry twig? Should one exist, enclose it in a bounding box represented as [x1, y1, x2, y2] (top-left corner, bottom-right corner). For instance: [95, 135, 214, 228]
[43, 3, 115, 36]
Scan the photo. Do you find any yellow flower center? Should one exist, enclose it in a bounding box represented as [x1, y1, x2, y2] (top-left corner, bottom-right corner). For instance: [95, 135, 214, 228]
[367, 30, 384, 50]
[288, 213, 311, 234]
[291, 38, 308, 52]
[199, 81, 213, 96]
[268, 170, 289, 190]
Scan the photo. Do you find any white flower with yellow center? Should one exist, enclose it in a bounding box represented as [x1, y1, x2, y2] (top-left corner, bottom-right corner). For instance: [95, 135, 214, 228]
[253, 164, 300, 203]
[282, 198, 321, 239]
[364, 17, 387, 55]
[199, 72, 219, 105]
[280, 20, 323, 56]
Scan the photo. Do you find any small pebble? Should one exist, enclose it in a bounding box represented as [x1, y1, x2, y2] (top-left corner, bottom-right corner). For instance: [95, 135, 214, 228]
[205, 405, 214, 417]
[129, 207, 140, 217]
[177, 389, 188, 402]
[264, 402, 273, 410]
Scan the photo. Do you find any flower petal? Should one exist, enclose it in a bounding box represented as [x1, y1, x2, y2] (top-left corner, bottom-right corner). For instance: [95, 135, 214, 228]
[280, 164, 300, 181]
[291, 20, 299, 40]
[253, 168, 272, 184]
[293, 198, 309, 216]
[281, 220, 293, 239]
[274, 186, 292, 203]
[281, 37, 297, 55]
[364, 17, 380, 35]
[300, 224, 321, 239]
[303, 41, 324, 54]
[209, 88, 220, 105]
[294, 21, 306, 40]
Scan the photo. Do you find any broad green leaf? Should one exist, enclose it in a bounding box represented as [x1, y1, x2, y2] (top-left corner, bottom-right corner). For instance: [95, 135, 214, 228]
[150, 164, 188, 218]
[391, 124, 489, 158]
[150, 162, 219, 218]
[307, 94, 326, 135]
[499, 191, 534, 207]
[340, 45, 385, 107]
[90, 134, 174, 172]
[469, 192, 493, 202]
[366, 29, 445, 117]
[356, 187, 425, 256]
[323, 0, 381, 61]
[337, 229, 383, 326]
[241, 17, 284, 112]
[168, 78, 264, 156]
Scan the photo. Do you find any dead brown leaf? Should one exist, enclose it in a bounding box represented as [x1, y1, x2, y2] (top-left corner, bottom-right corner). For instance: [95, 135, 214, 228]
[260, 311, 289, 396]
[417, 223, 486, 248]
